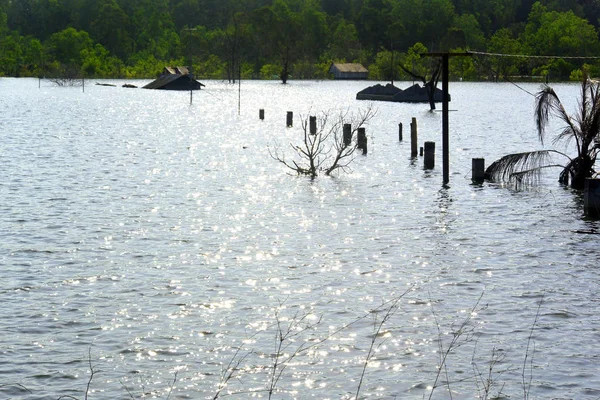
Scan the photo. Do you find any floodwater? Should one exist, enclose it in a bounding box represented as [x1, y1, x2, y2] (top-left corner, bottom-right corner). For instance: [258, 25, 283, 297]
[0, 77, 599, 399]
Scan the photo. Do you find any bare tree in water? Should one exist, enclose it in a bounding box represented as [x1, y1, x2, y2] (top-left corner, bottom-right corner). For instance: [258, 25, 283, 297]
[486, 73, 600, 189]
[399, 59, 442, 111]
[269, 106, 377, 179]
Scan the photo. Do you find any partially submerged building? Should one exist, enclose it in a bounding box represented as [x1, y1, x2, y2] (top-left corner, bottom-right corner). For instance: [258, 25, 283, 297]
[143, 67, 205, 90]
[356, 83, 448, 103]
[329, 63, 369, 80]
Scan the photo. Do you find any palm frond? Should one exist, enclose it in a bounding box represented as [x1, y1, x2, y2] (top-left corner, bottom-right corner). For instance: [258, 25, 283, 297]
[535, 86, 573, 146]
[485, 150, 569, 185]
[583, 79, 600, 149]
[553, 125, 579, 148]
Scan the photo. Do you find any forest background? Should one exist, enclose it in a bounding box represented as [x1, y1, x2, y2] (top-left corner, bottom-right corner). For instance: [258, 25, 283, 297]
[1, 0, 600, 82]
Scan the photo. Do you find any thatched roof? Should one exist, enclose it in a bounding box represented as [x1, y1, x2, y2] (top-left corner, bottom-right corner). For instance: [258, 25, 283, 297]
[330, 63, 368, 73]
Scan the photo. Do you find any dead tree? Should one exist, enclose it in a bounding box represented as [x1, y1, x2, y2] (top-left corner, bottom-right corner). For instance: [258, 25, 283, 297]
[400, 60, 442, 111]
[269, 106, 377, 179]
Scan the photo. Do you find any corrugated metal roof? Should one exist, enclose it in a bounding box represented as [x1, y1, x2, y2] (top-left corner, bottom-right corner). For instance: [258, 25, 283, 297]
[143, 74, 182, 89]
[142, 74, 205, 90]
[163, 66, 190, 75]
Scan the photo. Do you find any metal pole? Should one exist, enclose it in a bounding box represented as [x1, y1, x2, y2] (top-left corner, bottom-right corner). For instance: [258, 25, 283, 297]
[442, 54, 449, 185]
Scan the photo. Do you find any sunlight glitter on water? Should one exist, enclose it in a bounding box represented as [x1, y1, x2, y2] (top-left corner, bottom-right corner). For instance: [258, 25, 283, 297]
[1, 78, 599, 398]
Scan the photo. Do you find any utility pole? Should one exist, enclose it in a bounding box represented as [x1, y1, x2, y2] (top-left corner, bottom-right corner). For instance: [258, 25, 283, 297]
[422, 52, 471, 185]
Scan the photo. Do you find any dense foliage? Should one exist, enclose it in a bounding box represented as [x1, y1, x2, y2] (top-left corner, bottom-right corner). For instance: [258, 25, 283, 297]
[2, 0, 600, 81]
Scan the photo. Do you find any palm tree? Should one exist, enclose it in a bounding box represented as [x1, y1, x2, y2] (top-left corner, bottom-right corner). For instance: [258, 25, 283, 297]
[485, 74, 600, 189]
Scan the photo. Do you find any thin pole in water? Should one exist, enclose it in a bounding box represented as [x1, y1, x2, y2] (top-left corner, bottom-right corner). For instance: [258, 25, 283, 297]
[238, 63, 241, 116]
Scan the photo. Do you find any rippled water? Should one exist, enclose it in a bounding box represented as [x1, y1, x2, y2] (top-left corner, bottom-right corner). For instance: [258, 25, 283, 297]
[1, 77, 599, 399]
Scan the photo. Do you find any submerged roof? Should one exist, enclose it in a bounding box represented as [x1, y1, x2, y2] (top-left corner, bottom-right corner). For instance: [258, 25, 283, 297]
[143, 66, 205, 90]
[356, 83, 449, 103]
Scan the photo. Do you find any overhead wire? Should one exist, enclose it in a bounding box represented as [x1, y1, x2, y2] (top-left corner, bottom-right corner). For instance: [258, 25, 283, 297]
[467, 50, 600, 60]
[469, 52, 538, 97]
[466, 50, 600, 97]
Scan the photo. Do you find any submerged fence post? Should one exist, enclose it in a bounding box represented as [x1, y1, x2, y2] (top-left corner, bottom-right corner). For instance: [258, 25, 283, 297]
[424, 142, 435, 169]
[357, 127, 367, 154]
[584, 178, 600, 218]
[259, 109, 265, 120]
[399, 123, 403, 141]
[286, 111, 293, 127]
[309, 116, 317, 134]
[410, 117, 418, 157]
[343, 123, 352, 146]
[472, 158, 485, 182]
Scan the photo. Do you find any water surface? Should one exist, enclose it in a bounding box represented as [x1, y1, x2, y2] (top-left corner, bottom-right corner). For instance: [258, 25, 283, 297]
[0, 78, 598, 399]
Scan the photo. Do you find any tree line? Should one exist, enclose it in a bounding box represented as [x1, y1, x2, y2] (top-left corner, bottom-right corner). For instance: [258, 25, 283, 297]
[1, 0, 600, 82]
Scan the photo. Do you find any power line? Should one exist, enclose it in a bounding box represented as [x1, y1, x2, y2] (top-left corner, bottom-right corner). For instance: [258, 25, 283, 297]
[468, 50, 600, 60]
[470, 55, 537, 97]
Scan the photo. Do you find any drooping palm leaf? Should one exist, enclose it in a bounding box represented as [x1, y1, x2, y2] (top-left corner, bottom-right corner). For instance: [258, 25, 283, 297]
[484, 150, 570, 185]
[535, 86, 577, 148]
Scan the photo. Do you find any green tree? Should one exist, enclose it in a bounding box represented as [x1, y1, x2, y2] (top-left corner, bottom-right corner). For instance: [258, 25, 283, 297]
[81, 43, 123, 77]
[0, 33, 23, 76]
[45, 27, 94, 76]
[122, 0, 175, 57]
[90, 0, 132, 59]
[487, 28, 526, 80]
[328, 18, 361, 61]
[524, 2, 599, 57]
[445, 13, 485, 50]
[0, 8, 8, 38]
[250, 0, 302, 83]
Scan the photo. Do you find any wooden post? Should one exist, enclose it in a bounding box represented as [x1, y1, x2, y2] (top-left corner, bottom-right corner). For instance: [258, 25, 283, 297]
[584, 178, 600, 218]
[343, 124, 352, 146]
[472, 158, 485, 182]
[259, 109, 265, 120]
[420, 146, 423, 156]
[286, 111, 293, 127]
[424, 142, 435, 169]
[190, 89, 193, 105]
[357, 127, 367, 154]
[398, 123, 403, 141]
[410, 117, 418, 157]
[309, 116, 317, 134]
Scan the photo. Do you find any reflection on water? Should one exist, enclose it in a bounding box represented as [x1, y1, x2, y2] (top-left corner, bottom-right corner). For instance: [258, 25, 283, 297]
[0, 78, 599, 399]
